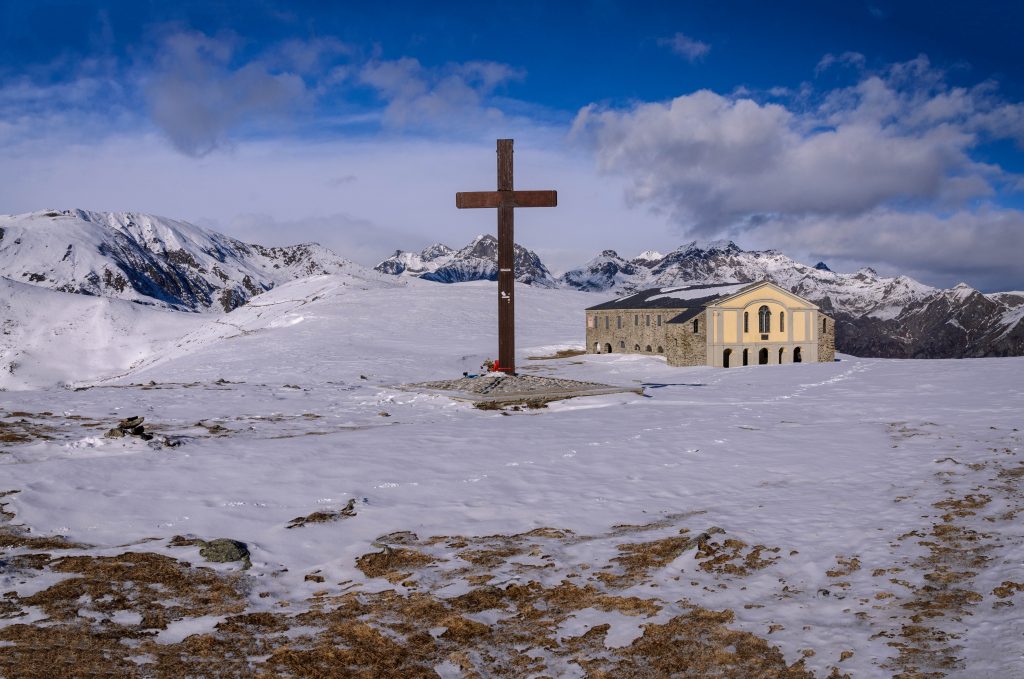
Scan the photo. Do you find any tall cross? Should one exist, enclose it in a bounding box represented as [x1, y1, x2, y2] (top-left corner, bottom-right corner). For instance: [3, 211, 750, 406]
[456, 139, 557, 374]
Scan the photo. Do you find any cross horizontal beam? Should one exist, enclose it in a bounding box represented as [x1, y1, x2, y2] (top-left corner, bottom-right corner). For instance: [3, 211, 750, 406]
[455, 190, 557, 209]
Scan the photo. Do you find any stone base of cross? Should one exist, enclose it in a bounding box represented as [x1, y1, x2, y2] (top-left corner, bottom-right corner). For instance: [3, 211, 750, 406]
[456, 139, 557, 374]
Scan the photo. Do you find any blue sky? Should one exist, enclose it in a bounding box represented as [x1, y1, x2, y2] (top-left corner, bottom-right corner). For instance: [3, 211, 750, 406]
[1, 1, 1023, 290]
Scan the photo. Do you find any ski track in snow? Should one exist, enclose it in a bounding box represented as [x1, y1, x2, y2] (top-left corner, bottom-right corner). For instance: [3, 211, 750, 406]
[1, 276, 1022, 676]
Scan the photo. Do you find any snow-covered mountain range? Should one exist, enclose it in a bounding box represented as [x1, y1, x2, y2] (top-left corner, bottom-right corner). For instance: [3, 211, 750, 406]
[375, 234, 558, 287]
[556, 240, 1024, 358]
[2, 209, 1021, 359]
[378, 237, 1024, 358]
[0, 209, 372, 312]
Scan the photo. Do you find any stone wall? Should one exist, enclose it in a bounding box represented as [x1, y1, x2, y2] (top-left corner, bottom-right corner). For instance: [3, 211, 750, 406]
[585, 309, 680, 358]
[666, 314, 708, 366]
[818, 313, 836, 363]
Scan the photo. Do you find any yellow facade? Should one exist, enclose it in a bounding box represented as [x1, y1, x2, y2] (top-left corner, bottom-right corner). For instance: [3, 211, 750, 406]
[586, 281, 835, 368]
[702, 283, 830, 367]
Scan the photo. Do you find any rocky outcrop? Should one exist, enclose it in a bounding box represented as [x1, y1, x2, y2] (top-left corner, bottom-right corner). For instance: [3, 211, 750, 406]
[375, 234, 558, 287]
[0, 209, 365, 312]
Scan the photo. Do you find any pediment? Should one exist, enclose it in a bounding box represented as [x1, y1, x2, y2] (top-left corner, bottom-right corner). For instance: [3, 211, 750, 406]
[711, 281, 818, 310]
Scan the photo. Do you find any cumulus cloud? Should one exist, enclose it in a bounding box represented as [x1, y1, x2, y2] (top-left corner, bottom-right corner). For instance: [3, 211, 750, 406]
[749, 206, 1024, 291]
[358, 58, 524, 130]
[658, 32, 711, 62]
[144, 31, 310, 156]
[572, 56, 1022, 233]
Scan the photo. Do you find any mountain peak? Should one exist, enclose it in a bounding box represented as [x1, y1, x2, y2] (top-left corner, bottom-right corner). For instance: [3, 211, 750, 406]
[814, 261, 832, 272]
[375, 234, 557, 287]
[0, 208, 362, 312]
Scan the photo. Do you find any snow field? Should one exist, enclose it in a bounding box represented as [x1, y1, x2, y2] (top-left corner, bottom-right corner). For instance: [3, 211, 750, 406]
[1, 276, 1022, 676]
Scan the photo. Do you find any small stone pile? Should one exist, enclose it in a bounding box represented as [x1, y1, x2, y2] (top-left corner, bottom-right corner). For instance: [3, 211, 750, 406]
[104, 415, 154, 441]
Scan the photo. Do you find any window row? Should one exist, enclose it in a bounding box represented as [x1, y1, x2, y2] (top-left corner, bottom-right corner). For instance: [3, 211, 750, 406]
[588, 314, 700, 333]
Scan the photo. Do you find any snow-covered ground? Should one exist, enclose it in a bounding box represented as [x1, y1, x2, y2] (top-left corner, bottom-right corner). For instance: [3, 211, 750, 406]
[2, 276, 1022, 677]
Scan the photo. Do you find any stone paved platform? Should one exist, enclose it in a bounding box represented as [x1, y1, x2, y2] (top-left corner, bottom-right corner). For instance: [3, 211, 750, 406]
[397, 374, 643, 406]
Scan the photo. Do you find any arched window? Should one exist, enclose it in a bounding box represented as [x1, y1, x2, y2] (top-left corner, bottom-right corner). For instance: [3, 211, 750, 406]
[759, 347, 769, 365]
[780, 312, 785, 333]
[758, 305, 771, 333]
[604, 343, 612, 353]
[657, 346, 664, 353]
[723, 348, 732, 368]
[794, 347, 802, 363]
[779, 347, 784, 363]
[692, 318, 699, 333]
[645, 345, 652, 352]
[634, 344, 640, 351]
[593, 342, 600, 353]
[744, 312, 749, 333]
[742, 348, 749, 366]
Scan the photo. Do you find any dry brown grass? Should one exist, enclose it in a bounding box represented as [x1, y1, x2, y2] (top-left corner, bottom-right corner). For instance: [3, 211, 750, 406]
[1, 505, 813, 677]
[287, 498, 357, 528]
[355, 546, 437, 583]
[826, 555, 862, 578]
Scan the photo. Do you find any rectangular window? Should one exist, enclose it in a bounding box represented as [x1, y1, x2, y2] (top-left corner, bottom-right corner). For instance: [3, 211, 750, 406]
[605, 316, 609, 329]
[634, 315, 638, 326]
[617, 316, 622, 329]
[657, 315, 662, 326]
[645, 315, 650, 326]
[587, 316, 595, 329]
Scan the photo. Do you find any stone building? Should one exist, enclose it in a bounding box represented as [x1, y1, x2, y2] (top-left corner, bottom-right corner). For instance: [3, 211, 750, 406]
[585, 281, 835, 367]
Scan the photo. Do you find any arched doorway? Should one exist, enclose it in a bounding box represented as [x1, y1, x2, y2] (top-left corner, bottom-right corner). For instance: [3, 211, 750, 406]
[778, 347, 785, 363]
[723, 348, 732, 368]
[794, 347, 802, 363]
[742, 348, 749, 366]
[594, 342, 600, 353]
[759, 348, 769, 365]
[604, 343, 613, 354]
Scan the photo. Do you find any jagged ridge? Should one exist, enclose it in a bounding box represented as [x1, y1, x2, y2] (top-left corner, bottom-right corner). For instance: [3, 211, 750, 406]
[0, 209, 377, 312]
[375, 234, 558, 288]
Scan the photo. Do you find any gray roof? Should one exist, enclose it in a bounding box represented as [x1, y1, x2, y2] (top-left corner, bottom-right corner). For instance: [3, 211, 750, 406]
[585, 282, 752, 313]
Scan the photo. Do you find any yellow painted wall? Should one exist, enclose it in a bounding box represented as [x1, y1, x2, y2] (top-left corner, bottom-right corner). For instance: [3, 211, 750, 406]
[792, 310, 808, 341]
[708, 284, 818, 345]
[722, 311, 738, 342]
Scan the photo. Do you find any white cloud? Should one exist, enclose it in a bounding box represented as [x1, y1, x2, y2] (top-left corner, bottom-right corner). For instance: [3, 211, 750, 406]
[144, 30, 310, 156]
[358, 57, 525, 131]
[815, 51, 866, 75]
[658, 33, 711, 62]
[746, 206, 1024, 291]
[572, 56, 1022, 233]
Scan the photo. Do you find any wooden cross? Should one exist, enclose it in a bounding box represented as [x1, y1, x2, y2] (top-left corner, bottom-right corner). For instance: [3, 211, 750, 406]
[456, 139, 557, 374]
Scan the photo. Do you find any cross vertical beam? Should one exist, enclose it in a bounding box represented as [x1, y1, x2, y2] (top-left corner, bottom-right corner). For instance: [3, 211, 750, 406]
[456, 139, 557, 375]
[497, 139, 515, 374]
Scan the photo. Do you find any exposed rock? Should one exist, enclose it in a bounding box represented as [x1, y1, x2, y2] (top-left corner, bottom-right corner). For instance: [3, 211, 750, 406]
[0, 209, 367, 312]
[286, 499, 358, 529]
[375, 235, 558, 287]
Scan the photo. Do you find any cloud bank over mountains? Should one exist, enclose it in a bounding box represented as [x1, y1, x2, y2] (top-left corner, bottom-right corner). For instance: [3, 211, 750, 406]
[572, 55, 1024, 290]
[1, 15, 1022, 291]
